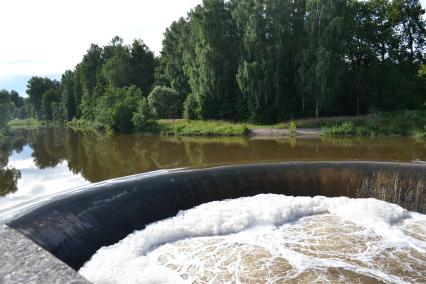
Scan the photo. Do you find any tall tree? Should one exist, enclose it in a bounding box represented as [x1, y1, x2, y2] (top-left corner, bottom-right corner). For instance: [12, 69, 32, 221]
[61, 70, 77, 121]
[129, 39, 156, 95]
[390, 0, 426, 63]
[26, 77, 59, 119]
[41, 88, 61, 121]
[0, 90, 12, 128]
[299, 0, 348, 118]
[188, 0, 241, 120]
[158, 18, 192, 99]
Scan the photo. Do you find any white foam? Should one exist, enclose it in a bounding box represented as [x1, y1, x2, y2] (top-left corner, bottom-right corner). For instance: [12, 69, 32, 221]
[79, 195, 426, 283]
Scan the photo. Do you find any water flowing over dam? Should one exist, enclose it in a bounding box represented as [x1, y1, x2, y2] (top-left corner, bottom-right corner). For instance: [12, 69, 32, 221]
[5, 161, 426, 281]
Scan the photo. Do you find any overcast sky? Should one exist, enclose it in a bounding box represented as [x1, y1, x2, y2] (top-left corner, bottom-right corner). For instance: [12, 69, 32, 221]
[0, 0, 202, 95]
[0, 0, 425, 96]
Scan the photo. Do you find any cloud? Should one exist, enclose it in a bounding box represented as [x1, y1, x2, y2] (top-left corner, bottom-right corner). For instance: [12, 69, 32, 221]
[0, 0, 202, 94]
[0, 0, 201, 77]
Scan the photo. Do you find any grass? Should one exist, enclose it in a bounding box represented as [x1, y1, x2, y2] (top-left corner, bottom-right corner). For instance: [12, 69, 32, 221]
[7, 119, 45, 129]
[319, 111, 426, 137]
[415, 130, 426, 140]
[282, 115, 366, 129]
[158, 119, 250, 137]
[9, 110, 426, 138]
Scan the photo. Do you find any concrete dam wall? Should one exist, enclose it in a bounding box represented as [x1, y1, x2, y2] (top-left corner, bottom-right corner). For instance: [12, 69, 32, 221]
[6, 161, 426, 273]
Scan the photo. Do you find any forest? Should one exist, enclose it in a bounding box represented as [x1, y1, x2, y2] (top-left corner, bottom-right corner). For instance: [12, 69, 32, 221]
[2, 0, 426, 132]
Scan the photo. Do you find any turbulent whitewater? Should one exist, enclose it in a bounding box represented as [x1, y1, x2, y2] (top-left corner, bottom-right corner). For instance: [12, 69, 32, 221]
[79, 194, 426, 283]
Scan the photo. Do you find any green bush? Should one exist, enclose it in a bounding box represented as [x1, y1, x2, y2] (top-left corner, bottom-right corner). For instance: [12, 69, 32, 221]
[289, 121, 297, 136]
[159, 120, 249, 136]
[132, 97, 157, 131]
[183, 93, 200, 120]
[148, 86, 182, 118]
[415, 130, 426, 140]
[94, 85, 142, 133]
[322, 122, 355, 136]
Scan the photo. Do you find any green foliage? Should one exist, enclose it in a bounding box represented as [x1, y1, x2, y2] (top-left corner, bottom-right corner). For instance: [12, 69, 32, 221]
[26, 77, 60, 119]
[159, 120, 250, 136]
[129, 39, 156, 95]
[148, 86, 182, 118]
[95, 86, 143, 133]
[0, 90, 13, 129]
[321, 111, 426, 136]
[322, 122, 356, 136]
[185, 0, 241, 120]
[157, 19, 191, 97]
[101, 44, 131, 88]
[61, 70, 77, 121]
[183, 92, 200, 120]
[415, 130, 426, 140]
[289, 121, 297, 136]
[41, 88, 61, 121]
[132, 97, 157, 131]
[22, 0, 426, 132]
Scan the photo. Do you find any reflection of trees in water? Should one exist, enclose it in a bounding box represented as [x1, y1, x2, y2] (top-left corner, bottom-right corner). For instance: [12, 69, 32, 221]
[25, 128, 251, 182]
[4, 127, 426, 186]
[0, 167, 21, 196]
[0, 130, 27, 196]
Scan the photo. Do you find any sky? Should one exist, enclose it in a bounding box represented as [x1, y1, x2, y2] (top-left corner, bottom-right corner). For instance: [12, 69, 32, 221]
[0, 0, 425, 96]
[0, 0, 202, 95]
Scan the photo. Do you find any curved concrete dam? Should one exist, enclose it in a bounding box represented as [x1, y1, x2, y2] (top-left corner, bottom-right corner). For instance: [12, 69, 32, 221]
[4, 161, 426, 281]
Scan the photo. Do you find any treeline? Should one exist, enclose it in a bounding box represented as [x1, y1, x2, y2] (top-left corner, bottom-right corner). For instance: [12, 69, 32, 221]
[0, 90, 29, 130]
[20, 0, 426, 131]
[160, 0, 426, 123]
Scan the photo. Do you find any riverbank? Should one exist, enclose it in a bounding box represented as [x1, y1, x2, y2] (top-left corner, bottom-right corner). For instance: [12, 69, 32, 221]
[7, 110, 426, 138]
[315, 111, 426, 138]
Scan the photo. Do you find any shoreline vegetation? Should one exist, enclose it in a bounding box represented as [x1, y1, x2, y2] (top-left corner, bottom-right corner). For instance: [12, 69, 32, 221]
[7, 110, 426, 139]
[1, 0, 426, 140]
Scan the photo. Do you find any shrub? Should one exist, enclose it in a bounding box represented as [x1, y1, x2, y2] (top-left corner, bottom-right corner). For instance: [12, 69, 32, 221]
[289, 121, 297, 136]
[322, 122, 355, 136]
[94, 85, 142, 133]
[132, 97, 157, 131]
[148, 86, 182, 118]
[183, 93, 200, 120]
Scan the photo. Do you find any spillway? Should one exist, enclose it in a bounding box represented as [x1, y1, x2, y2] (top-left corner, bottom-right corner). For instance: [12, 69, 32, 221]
[2, 161, 426, 282]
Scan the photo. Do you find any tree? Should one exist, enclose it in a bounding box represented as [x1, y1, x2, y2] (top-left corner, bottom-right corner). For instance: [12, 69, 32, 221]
[148, 86, 182, 118]
[9, 90, 24, 109]
[101, 42, 131, 88]
[299, 0, 348, 118]
[183, 92, 200, 120]
[0, 90, 12, 128]
[95, 85, 143, 132]
[390, 0, 426, 63]
[132, 97, 157, 131]
[129, 39, 157, 95]
[61, 70, 77, 121]
[26, 77, 59, 119]
[187, 0, 241, 120]
[41, 88, 61, 121]
[158, 18, 191, 99]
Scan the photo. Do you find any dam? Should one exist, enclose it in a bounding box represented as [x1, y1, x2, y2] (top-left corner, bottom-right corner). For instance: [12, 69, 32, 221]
[1, 161, 426, 283]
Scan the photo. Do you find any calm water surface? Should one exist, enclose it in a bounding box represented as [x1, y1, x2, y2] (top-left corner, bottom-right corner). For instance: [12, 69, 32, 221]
[1, 127, 426, 219]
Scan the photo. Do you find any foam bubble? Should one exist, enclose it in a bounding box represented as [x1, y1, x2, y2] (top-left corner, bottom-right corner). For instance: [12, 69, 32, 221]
[79, 195, 426, 283]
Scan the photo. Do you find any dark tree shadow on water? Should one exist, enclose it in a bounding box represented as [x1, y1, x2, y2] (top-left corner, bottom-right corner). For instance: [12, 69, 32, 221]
[0, 167, 21, 196]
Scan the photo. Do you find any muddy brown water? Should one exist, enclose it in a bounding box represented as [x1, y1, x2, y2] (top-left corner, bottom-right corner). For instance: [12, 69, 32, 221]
[1, 126, 426, 218]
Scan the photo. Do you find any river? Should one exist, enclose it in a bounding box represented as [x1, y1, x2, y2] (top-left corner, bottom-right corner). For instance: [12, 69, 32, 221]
[1, 127, 426, 283]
